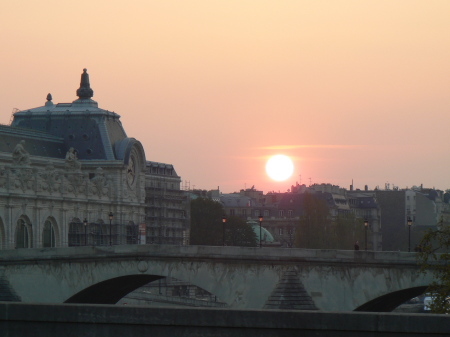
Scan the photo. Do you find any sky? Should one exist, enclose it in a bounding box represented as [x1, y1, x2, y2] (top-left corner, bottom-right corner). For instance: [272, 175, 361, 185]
[1, 1, 449, 194]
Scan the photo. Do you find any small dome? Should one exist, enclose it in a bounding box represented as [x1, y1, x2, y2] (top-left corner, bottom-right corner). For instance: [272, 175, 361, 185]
[248, 221, 275, 243]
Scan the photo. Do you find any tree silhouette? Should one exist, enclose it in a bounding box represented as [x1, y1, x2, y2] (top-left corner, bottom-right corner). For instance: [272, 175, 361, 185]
[190, 197, 224, 246]
[224, 216, 257, 247]
[418, 220, 450, 314]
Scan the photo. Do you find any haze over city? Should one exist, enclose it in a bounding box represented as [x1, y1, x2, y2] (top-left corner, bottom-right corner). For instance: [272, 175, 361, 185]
[1, 1, 450, 193]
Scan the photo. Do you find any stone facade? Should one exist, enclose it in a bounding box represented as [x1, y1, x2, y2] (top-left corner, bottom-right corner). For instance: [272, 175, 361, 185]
[0, 69, 187, 249]
[0, 147, 145, 249]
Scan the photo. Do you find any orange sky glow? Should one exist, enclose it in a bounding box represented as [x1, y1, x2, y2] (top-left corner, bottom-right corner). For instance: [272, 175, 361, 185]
[1, 1, 450, 193]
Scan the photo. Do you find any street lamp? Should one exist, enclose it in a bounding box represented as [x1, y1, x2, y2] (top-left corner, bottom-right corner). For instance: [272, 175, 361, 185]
[258, 215, 263, 248]
[222, 216, 227, 246]
[407, 217, 412, 252]
[287, 225, 293, 248]
[109, 212, 114, 246]
[364, 219, 369, 251]
[83, 218, 88, 246]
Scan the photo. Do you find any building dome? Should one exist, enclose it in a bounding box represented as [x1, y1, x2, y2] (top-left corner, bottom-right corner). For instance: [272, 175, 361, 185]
[247, 221, 275, 243]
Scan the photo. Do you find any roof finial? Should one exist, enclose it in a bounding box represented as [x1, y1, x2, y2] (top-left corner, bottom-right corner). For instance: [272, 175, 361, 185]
[76, 68, 94, 99]
[45, 93, 54, 107]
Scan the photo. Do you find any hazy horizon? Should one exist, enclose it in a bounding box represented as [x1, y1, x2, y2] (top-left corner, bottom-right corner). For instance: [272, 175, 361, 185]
[2, 1, 449, 193]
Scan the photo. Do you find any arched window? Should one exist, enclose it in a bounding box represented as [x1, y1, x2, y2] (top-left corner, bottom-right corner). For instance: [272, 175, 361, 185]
[16, 219, 29, 248]
[42, 220, 55, 247]
[97, 220, 106, 246]
[73, 219, 104, 246]
[68, 218, 83, 247]
[0, 218, 4, 250]
[126, 222, 138, 244]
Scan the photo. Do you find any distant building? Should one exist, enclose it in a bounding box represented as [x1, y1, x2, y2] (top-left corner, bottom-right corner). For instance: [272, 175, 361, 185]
[347, 190, 382, 251]
[214, 182, 449, 251]
[219, 187, 280, 247]
[374, 185, 448, 251]
[145, 161, 189, 245]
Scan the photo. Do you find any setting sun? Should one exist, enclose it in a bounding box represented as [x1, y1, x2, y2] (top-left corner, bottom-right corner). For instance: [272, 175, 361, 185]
[265, 155, 294, 182]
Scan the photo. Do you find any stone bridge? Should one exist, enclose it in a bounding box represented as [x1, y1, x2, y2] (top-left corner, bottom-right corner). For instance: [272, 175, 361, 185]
[0, 245, 433, 311]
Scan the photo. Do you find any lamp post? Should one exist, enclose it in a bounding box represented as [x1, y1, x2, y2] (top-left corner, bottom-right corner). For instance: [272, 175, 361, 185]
[109, 212, 113, 246]
[83, 218, 88, 246]
[407, 217, 412, 252]
[258, 215, 263, 248]
[364, 219, 368, 251]
[287, 225, 293, 248]
[222, 216, 227, 246]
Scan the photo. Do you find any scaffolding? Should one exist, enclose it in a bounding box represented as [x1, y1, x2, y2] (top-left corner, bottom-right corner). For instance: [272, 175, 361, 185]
[68, 221, 140, 246]
[9, 108, 20, 125]
[145, 177, 188, 245]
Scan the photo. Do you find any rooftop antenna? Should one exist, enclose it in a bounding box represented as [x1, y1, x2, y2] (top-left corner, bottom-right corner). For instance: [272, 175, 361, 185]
[309, 177, 312, 186]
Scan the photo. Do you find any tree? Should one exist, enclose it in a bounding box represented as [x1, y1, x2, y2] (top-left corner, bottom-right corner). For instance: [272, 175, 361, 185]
[224, 216, 257, 247]
[417, 221, 450, 314]
[293, 193, 365, 250]
[333, 212, 363, 250]
[189, 198, 257, 247]
[190, 197, 224, 246]
[294, 192, 330, 249]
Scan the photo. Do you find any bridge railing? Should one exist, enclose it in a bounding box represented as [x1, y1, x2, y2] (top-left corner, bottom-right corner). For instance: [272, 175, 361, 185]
[0, 244, 428, 268]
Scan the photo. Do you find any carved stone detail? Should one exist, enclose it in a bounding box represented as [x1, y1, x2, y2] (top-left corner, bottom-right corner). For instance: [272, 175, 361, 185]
[65, 148, 81, 170]
[38, 165, 61, 194]
[64, 172, 87, 196]
[0, 166, 7, 188]
[89, 168, 111, 198]
[13, 168, 34, 192]
[12, 140, 30, 166]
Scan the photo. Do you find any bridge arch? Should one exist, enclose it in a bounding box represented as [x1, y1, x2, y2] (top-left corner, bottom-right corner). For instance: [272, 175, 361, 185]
[65, 275, 163, 304]
[354, 286, 428, 312]
[63, 269, 227, 306]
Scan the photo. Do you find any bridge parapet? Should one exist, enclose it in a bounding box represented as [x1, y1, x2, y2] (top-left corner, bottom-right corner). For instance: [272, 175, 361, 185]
[0, 244, 422, 266]
[0, 245, 434, 311]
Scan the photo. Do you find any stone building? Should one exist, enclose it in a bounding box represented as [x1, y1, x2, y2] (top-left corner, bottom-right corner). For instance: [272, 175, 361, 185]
[374, 186, 448, 251]
[219, 184, 383, 250]
[0, 69, 188, 249]
[347, 189, 382, 251]
[145, 161, 188, 245]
